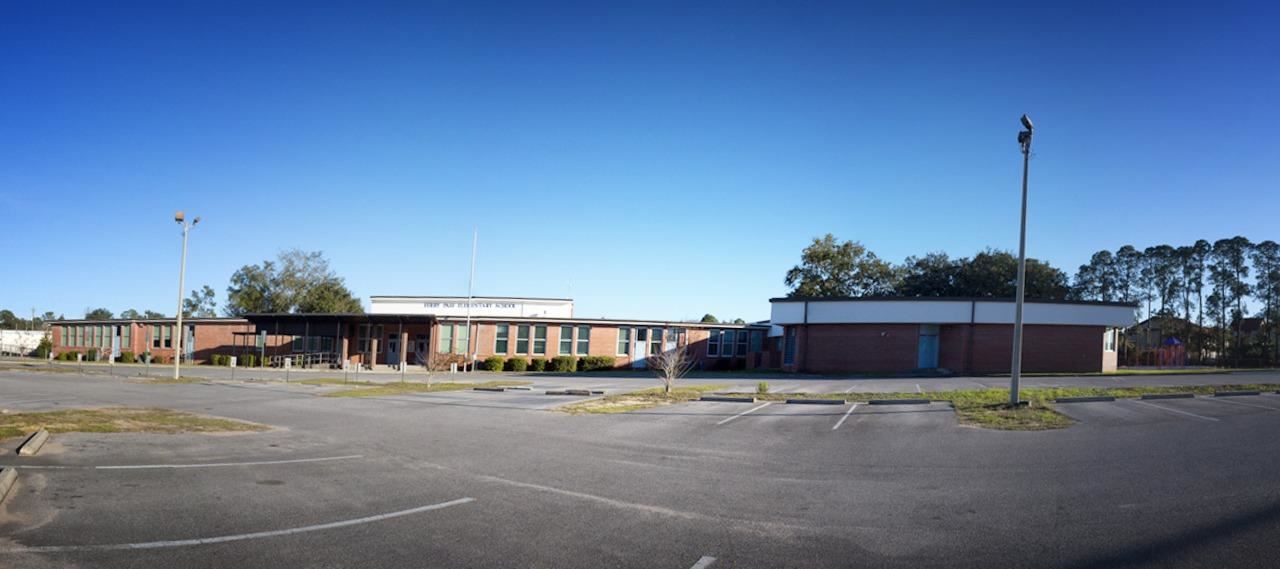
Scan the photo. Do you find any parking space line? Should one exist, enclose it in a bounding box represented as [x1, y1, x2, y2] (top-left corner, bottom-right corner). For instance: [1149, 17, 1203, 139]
[690, 555, 717, 569]
[716, 402, 772, 425]
[832, 403, 859, 431]
[0, 497, 474, 552]
[1204, 397, 1280, 412]
[915, 384, 922, 393]
[1130, 399, 1220, 422]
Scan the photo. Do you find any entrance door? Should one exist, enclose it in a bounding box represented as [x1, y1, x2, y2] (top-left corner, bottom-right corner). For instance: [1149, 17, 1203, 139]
[387, 335, 400, 368]
[917, 325, 940, 369]
[631, 328, 648, 369]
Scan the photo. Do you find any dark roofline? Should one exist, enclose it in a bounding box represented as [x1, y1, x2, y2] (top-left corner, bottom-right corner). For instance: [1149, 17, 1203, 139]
[369, 295, 573, 302]
[241, 312, 767, 329]
[769, 296, 1138, 308]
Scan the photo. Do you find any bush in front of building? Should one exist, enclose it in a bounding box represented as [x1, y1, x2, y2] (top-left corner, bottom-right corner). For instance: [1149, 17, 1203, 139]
[153, 354, 168, 364]
[86, 348, 99, 362]
[57, 351, 77, 361]
[120, 351, 136, 364]
[505, 358, 528, 372]
[482, 356, 505, 371]
[529, 359, 547, 372]
[577, 356, 616, 372]
[34, 337, 52, 359]
[209, 354, 223, 366]
[240, 354, 255, 367]
[550, 356, 576, 372]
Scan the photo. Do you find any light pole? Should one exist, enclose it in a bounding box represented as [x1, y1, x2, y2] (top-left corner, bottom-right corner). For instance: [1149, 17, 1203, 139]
[1009, 114, 1034, 407]
[173, 211, 200, 380]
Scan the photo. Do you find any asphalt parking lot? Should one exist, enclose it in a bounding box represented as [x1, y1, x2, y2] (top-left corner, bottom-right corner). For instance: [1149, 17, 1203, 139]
[3, 368, 1280, 568]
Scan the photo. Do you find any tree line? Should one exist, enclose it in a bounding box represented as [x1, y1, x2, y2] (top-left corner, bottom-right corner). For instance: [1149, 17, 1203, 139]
[785, 234, 1280, 366]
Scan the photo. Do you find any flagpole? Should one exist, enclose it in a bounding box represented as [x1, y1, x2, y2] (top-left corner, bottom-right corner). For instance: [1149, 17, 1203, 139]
[465, 228, 477, 372]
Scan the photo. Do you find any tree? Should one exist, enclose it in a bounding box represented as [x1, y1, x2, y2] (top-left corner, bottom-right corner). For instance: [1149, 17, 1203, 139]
[0, 310, 18, 329]
[785, 234, 895, 298]
[700, 314, 718, 323]
[225, 250, 363, 315]
[183, 285, 218, 317]
[897, 252, 961, 297]
[731, 318, 746, 325]
[1210, 237, 1253, 364]
[143, 310, 166, 319]
[650, 343, 696, 396]
[948, 249, 1068, 299]
[84, 308, 114, 320]
[1142, 245, 1181, 316]
[119, 309, 141, 319]
[1251, 240, 1280, 364]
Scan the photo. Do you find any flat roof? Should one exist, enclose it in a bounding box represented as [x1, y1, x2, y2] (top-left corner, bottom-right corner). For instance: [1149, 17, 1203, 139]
[54, 317, 249, 325]
[244, 312, 766, 329]
[370, 295, 573, 302]
[770, 296, 1138, 308]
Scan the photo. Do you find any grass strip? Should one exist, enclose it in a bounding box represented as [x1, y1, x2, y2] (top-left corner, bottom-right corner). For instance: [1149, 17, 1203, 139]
[0, 408, 268, 440]
[318, 379, 532, 397]
[559, 384, 729, 414]
[723, 384, 1280, 430]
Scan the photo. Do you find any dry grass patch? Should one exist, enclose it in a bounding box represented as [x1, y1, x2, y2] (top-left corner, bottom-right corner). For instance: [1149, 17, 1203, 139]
[133, 376, 207, 384]
[0, 408, 268, 440]
[560, 384, 729, 414]
[321, 379, 532, 397]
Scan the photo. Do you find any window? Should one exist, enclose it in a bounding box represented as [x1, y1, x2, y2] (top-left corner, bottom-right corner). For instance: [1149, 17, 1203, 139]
[559, 326, 573, 355]
[722, 330, 735, 357]
[649, 328, 663, 355]
[1104, 328, 1117, 352]
[292, 336, 305, 353]
[122, 325, 131, 349]
[357, 324, 384, 353]
[783, 327, 797, 365]
[533, 325, 547, 355]
[576, 326, 590, 355]
[152, 325, 161, 349]
[707, 330, 720, 357]
[736, 330, 748, 357]
[495, 324, 509, 354]
[163, 326, 172, 349]
[617, 328, 631, 355]
[456, 325, 470, 355]
[749, 330, 763, 353]
[438, 325, 454, 353]
[516, 325, 530, 355]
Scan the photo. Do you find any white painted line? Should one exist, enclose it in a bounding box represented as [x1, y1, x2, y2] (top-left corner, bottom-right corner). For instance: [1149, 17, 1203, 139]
[716, 402, 772, 425]
[832, 403, 859, 431]
[690, 555, 717, 569]
[1204, 397, 1280, 412]
[915, 384, 922, 393]
[1130, 400, 1220, 422]
[0, 497, 474, 552]
[2, 455, 364, 471]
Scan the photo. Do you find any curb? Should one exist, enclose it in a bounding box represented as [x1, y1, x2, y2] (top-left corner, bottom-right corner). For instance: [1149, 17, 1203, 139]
[699, 396, 757, 403]
[1140, 393, 1195, 400]
[472, 387, 506, 392]
[785, 398, 846, 405]
[16, 428, 49, 456]
[0, 467, 15, 504]
[546, 389, 592, 396]
[1054, 396, 1116, 403]
[1214, 390, 1261, 397]
[503, 386, 532, 390]
[868, 399, 931, 405]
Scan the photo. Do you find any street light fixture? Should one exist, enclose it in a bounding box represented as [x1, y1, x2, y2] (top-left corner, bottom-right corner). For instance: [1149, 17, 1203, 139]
[1009, 115, 1034, 407]
[173, 211, 200, 380]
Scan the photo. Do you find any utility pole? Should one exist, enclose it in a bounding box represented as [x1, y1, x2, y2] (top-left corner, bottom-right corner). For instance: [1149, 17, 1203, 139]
[1010, 114, 1034, 407]
[173, 211, 200, 380]
[465, 228, 477, 372]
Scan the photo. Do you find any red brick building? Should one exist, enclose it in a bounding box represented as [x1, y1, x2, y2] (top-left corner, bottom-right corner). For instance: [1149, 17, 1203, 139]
[50, 318, 272, 364]
[770, 297, 1136, 375]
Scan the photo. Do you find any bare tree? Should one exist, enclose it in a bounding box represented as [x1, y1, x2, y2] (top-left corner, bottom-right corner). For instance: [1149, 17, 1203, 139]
[650, 344, 696, 396]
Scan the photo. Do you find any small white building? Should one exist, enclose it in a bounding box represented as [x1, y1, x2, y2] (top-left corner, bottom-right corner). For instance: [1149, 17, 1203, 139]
[369, 296, 574, 319]
[0, 329, 47, 356]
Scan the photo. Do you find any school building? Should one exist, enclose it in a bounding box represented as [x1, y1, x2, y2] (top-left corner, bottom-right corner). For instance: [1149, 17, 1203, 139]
[50, 317, 270, 364]
[770, 297, 1136, 375]
[243, 296, 775, 371]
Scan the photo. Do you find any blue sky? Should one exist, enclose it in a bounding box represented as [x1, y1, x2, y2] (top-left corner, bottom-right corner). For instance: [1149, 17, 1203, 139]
[2, 1, 1277, 322]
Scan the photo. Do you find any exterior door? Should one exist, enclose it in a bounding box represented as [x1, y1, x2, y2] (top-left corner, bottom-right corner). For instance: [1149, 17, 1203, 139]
[917, 325, 940, 369]
[631, 328, 647, 369]
[387, 335, 400, 367]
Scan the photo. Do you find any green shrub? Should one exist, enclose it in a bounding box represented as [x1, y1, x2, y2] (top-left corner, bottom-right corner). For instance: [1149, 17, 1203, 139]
[578, 356, 616, 372]
[505, 357, 528, 372]
[530, 359, 547, 372]
[208, 354, 221, 366]
[120, 351, 136, 364]
[153, 354, 168, 364]
[756, 380, 769, 394]
[57, 351, 76, 361]
[141, 352, 153, 364]
[550, 356, 576, 372]
[86, 348, 99, 362]
[35, 337, 52, 359]
[240, 354, 255, 367]
[483, 356, 506, 371]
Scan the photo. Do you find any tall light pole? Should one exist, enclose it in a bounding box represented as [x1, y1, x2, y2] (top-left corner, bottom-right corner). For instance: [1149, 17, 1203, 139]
[1009, 114, 1034, 406]
[173, 211, 200, 379]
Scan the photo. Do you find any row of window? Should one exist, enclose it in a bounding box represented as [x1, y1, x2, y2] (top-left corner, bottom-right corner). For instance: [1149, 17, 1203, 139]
[491, 324, 591, 356]
[58, 325, 161, 350]
[707, 329, 763, 358]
